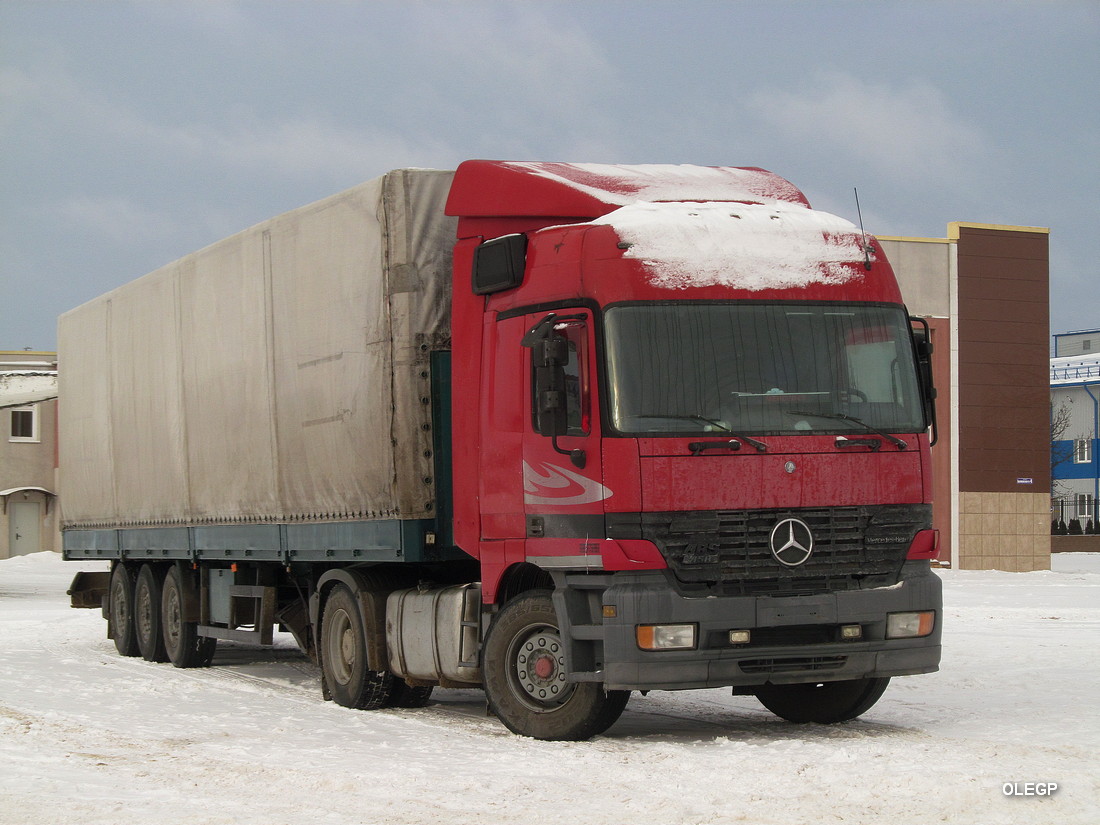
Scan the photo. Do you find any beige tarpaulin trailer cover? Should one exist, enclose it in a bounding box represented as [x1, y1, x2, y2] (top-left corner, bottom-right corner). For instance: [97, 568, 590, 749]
[58, 169, 456, 529]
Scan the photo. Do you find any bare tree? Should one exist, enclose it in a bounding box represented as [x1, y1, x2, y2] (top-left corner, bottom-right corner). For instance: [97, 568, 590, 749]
[1051, 398, 1074, 499]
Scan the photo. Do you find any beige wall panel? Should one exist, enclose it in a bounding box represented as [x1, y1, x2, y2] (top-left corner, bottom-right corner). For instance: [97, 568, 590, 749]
[880, 239, 951, 317]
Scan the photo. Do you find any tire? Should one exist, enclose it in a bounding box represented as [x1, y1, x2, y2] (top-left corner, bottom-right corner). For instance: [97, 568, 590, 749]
[321, 584, 395, 710]
[755, 677, 891, 724]
[161, 566, 217, 668]
[134, 564, 169, 663]
[108, 563, 140, 657]
[483, 590, 629, 741]
[388, 680, 435, 709]
[589, 689, 632, 736]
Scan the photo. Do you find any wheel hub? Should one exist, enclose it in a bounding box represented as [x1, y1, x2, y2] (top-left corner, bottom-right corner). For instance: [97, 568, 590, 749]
[165, 588, 181, 642]
[340, 628, 356, 666]
[533, 655, 555, 680]
[514, 631, 570, 706]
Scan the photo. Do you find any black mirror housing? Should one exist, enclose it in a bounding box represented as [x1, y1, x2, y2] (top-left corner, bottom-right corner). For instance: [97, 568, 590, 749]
[472, 234, 527, 295]
[910, 315, 939, 445]
[534, 355, 569, 438]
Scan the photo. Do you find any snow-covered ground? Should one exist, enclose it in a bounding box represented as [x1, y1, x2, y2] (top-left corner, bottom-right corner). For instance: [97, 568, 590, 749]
[2, 552, 1097, 825]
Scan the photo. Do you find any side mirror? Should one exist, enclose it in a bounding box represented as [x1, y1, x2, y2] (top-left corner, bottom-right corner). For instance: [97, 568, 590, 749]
[910, 316, 938, 446]
[472, 234, 526, 295]
[522, 314, 587, 468]
[533, 337, 569, 438]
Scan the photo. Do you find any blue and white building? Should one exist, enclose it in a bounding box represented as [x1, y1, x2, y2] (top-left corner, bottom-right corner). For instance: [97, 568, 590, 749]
[1051, 330, 1100, 528]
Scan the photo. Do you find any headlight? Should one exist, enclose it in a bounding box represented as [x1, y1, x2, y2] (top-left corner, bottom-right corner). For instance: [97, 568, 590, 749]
[636, 624, 696, 650]
[886, 611, 936, 638]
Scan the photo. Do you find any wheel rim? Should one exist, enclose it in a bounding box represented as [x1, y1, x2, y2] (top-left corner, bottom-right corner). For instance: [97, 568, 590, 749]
[112, 577, 129, 627]
[506, 623, 573, 711]
[136, 583, 154, 642]
[164, 582, 181, 650]
[326, 607, 356, 686]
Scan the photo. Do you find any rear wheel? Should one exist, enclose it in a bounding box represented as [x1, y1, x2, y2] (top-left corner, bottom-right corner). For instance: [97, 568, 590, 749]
[108, 563, 140, 657]
[388, 681, 435, 708]
[483, 590, 629, 740]
[321, 584, 395, 710]
[161, 566, 217, 668]
[134, 564, 168, 663]
[754, 677, 891, 724]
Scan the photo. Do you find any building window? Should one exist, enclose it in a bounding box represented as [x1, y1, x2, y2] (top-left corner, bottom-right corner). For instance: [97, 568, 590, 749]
[1074, 438, 1093, 464]
[1076, 494, 1096, 521]
[9, 406, 39, 442]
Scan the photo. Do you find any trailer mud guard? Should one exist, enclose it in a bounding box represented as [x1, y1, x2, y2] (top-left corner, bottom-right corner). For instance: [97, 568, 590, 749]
[67, 570, 110, 609]
[311, 569, 392, 681]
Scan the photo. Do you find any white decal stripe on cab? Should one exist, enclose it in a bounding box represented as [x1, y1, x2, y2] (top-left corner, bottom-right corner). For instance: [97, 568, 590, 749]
[522, 461, 613, 506]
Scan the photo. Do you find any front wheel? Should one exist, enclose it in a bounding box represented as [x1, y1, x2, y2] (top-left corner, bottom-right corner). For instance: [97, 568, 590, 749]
[754, 677, 891, 724]
[483, 590, 629, 741]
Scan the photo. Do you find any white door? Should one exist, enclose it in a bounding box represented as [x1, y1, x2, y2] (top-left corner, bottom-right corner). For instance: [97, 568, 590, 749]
[8, 501, 41, 556]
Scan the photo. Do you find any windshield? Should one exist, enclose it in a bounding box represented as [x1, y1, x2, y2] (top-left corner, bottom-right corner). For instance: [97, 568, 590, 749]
[604, 302, 926, 436]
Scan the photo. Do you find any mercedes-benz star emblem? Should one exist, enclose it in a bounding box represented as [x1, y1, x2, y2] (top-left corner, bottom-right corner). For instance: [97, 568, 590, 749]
[769, 517, 814, 567]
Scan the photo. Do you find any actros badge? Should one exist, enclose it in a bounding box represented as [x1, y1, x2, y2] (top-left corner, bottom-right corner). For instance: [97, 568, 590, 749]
[769, 517, 814, 567]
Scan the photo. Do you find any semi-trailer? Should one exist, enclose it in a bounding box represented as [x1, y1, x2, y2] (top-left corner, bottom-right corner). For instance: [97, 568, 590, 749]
[63, 161, 941, 740]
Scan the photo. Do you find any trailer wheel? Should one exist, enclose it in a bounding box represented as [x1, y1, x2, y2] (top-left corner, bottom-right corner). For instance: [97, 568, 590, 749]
[388, 681, 435, 708]
[483, 590, 629, 741]
[134, 564, 169, 663]
[161, 566, 217, 668]
[754, 677, 891, 724]
[108, 563, 140, 657]
[321, 584, 395, 710]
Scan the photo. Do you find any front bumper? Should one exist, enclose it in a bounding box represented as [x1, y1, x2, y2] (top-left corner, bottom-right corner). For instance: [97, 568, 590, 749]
[594, 562, 941, 691]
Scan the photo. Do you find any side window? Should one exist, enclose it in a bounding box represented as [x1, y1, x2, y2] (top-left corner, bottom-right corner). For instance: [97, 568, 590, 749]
[530, 319, 590, 436]
[9, 406, 39, 442]
[561, 326, 586, 434]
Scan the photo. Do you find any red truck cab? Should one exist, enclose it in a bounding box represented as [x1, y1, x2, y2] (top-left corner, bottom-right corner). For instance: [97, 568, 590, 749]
[446, 161, 941, 739]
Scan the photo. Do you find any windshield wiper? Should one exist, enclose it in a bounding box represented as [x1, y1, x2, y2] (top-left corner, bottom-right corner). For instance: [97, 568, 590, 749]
[635, 413, 767, 452]
[786, 410, 907, 450]
[688, 437, 767, 455]
[636, 413, 730, 431]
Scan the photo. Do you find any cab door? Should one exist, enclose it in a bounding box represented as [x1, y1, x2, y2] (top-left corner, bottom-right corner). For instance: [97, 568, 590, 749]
[519, 309, 609, 559]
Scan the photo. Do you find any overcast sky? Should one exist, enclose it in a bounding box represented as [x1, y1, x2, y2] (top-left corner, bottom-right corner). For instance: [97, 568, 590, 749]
[2, 0, 1097, 352]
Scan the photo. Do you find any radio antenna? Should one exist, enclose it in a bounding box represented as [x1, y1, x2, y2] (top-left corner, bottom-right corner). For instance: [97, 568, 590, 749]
[853, 188, 872, 271]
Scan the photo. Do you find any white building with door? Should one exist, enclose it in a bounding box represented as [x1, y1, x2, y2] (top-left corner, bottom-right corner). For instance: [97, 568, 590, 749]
[1, 351, 59, 558]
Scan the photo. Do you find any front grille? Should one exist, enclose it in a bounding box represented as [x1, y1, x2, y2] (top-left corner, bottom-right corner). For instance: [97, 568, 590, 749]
[707, 625, 844, 648]
[608, 504, 929, 597]
[739, 656, 848, 675]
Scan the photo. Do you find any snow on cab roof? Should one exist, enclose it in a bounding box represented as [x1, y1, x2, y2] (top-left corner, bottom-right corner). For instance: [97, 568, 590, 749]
[592, 201, 872, 292]
[447, 160, 874, 292]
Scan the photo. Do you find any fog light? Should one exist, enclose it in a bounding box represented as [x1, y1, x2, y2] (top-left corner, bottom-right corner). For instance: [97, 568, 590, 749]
[636, 624, 696, 651]
[886, 611, 935, 639]
[840, 624, 863, 640]
[602, 605, 617, 619]
[729, 630, 751, 645]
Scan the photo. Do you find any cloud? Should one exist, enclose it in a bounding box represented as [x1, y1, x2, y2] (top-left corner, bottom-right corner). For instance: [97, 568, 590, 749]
[187, 118, 456, 181]
[50, 194, 184, 247]
[133, 0, 254, 37]
[1, 61, 455, 184]
[397, 4, 627, 158]
[747, 71, 987, 187]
